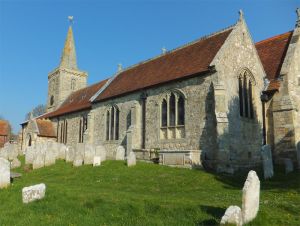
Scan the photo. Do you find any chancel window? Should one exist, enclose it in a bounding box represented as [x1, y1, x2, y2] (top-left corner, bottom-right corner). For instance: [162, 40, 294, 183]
[106, 106, 120, 141]
[238, 69, 255, 119]
[160, 91, 185, 139]
[60, 119, 68, 144]
[79, 115, 88, 143]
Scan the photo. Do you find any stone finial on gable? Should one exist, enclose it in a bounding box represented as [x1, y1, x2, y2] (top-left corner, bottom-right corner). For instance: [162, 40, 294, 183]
[239, 9, 244, 22]
[118, 63, 123, 72]
[296, 8, 300, 28]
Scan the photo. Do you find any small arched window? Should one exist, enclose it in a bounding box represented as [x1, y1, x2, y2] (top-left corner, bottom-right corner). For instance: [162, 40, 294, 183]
[50, 95, 54, 106]
[106, 106, 120, 141]
[177, 96, 185, 126]
[238, 69, 255, 119]
[161, 99, 167, 127]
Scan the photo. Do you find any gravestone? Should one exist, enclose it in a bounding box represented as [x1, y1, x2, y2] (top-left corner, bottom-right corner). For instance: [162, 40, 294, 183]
[65, 146, 75, 163]
[220, 205, 242, 226]
[261, 145, 274, 179]
[116, 146, 125, 160]
[127, 152, 136, 167]
[76, 143, 85, 159]
[25, 146, 35, 164]
[95, 145, 106, 162]
[44, 150, 56, 167]
[284, 158, 293, 174]
[242, 170, 260, 224]
[47, 141, 59, 159]
[84, 144, 95, 165]
[7, 143, 18, 160]
[296, 142, 300, 169]
[32, 151, 45, 170]
[58, 144, 67, 160]
[73, 158, 83, 167]
[0, 157, 10, 188]
[93, 156, 101, 167]
[0, 144, 8, 159]
[22, 183, 46, 204]
[11, 158, 21, 169]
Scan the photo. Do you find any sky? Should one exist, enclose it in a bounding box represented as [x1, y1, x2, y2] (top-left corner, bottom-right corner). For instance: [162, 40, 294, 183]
[0, 0, 299, 133]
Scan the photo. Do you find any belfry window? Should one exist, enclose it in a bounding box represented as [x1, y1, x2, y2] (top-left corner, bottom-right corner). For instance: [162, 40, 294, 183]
[238, 69, 255, 119]
[106, 106, 120, 141]
[160, 91, 185, 139]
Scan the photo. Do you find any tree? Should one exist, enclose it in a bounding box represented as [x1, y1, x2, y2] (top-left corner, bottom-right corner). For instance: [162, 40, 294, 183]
[25, 104, 46, 120]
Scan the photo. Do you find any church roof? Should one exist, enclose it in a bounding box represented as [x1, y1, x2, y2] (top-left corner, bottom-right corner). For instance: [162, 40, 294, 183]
[60, 26, 78, 70]
[36, 119, 56, 137]
[256, 31, 293, 91]
[0, 120, 9, 136]
[42, 79, 108, 118]
[93, 27, 233, 102]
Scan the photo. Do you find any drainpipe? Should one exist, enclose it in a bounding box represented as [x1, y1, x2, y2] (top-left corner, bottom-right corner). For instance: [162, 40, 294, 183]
[260, 93, 269, 145]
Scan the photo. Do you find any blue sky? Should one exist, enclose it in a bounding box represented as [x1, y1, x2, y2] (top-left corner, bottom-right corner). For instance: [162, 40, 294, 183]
[0, 0, 298, 133]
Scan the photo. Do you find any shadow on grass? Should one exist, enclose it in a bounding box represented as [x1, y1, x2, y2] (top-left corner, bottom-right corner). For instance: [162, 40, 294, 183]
[209, 165, 300, 192]
[195, 205, 225, 226]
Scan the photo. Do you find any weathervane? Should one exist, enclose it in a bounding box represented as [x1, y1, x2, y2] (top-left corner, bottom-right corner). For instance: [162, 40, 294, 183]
[68, 16, 74, 25]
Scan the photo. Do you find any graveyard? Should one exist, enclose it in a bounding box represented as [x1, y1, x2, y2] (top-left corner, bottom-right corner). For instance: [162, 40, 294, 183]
[0, 156, 299, 226]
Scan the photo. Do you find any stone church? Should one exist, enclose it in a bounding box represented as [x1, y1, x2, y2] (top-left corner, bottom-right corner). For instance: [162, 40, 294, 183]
[20, 10, 300, 172]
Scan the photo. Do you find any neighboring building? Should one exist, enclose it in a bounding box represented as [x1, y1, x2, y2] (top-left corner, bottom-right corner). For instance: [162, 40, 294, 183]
[0, 120, 10, 148]
[21, 10, 300, 172]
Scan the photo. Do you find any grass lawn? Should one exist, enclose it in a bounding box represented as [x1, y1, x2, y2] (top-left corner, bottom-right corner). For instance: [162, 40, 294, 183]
[0, 158, 299, 226]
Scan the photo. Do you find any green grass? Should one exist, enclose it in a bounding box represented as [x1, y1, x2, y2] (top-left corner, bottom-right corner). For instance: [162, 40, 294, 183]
[0, 158, 299, 226]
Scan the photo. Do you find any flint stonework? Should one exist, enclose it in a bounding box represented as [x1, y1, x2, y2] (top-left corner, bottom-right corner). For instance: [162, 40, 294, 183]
[242, 170, 260, 224]
[0, 157, 10, 188]
[22, 183, 46, 204]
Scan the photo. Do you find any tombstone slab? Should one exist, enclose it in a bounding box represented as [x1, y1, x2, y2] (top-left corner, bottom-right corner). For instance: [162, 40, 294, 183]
[7, 143, 18, 160]
[65, 146, 75, 163]
[261, 145, 274, 179]
[242, 170, 260, 224]
[32, 152, 45, 170]
[25, 146, 35, 165]
[11, 158, 21, 169]
[220, 205, 242, 226]
[116, 146, 125, 160]
[73, 159, 83, 167]
[95, 145, 106, 162]
[127, 152, 136, 167]
[284, 158, 293, 174]
[84, 144, 95, 165]
[44, 150, 56, 167]
[22, 183, 46, 204]
[93, 156, 101, 167]
[0, 157, 10, 188]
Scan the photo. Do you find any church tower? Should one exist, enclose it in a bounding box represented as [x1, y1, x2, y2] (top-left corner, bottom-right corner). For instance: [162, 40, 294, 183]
[47, 20, 87, 113]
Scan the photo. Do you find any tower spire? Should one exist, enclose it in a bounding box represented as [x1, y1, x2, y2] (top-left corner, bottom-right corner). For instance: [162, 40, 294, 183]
[60, 16, 77, 70]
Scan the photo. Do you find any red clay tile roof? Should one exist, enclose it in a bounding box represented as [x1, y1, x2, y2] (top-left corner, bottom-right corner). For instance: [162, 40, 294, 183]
[256, 31, 293, 91]
[43, 79, 108, 118]
[36, 119, 56, 137]
[94, 28, 233, 102]
[0, 120, 9, 136]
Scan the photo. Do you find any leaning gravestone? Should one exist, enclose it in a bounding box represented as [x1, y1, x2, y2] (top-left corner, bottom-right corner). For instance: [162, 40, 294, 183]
[93, 156, 101, 167]
[65, 146, 75, 163]
[84, 144, 95, 165]
[22, 183, 46, 204]
[116, 146, 125, 160]
[95, 145, 106, 162]
[0, 157, 10, 188]
[242, 170, 260, 224]
[220, 205, 242, 226]
[127, 152, 136, 167]
[284, 158, 293, 174]
[261, 145, 274, 179]
[11, 158, 21, 169]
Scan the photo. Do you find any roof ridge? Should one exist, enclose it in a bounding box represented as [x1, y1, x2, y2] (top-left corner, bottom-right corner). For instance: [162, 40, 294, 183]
[255, 31, 293, 46]
[117, 24, 235, 74]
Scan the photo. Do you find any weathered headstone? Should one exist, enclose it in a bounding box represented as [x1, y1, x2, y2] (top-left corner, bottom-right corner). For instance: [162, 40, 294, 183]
[73, 158, 83, 167]
[76, 143, 85, 159]
[57, 143, 67, 160]
[220, 205, 242, 226]
[65, 146, 75, 163]
[116, 146, 125, 160]
[22, 183, 46, 204]
[284, 158, 293, 174]
[95, 145, 106, 162]
[261, 145, 274, 179]
[127, 152, 136, 167]
[44, 150, 56, 167]
[47, 141, 59, 159]
[25, 146, 35, 164]
[32, 151, 45, 170]
[0, 144, 8, 159]
[0, 157, 10, 188]
[7, 143, 18, 160]
[84, 144, 95, 165]
[242, 170, 260, 224]
[11, 158, 21, 169]
[93, 156, 101, 167]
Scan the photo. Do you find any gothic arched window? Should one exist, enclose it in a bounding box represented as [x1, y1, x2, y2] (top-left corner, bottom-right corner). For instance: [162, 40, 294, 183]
[106, 105, 120, 141]
[160, 91, 185, 139]
[238, 69, 255, 119]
